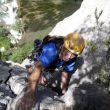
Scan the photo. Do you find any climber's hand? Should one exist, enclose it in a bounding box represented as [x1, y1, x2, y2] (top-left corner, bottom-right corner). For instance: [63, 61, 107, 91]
[38, 76, 47, 86]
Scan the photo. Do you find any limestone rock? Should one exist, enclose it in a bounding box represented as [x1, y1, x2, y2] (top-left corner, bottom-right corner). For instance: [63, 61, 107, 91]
[1, 0, 110, 110]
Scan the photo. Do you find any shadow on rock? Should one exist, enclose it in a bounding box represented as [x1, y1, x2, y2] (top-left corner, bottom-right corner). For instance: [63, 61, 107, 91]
[73, 83, 110, 110]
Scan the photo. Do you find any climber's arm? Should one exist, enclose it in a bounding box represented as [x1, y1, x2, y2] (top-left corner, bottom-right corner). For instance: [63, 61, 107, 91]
[28, 61, 43, 91]
[20, 42, 58, 109]
[20, 61, 43, 110]
[61, 71, 71, 94]
[61, 58, 77, 94]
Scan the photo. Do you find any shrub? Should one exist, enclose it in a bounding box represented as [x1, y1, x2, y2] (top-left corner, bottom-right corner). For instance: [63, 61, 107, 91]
[87, 40, 97, 53]
[12, 19, 25, 32]
[0, 36, 10, 49]
[98, 68, 110, 88]
[10, 42, 33, 63]
[0, 24, 9, 37]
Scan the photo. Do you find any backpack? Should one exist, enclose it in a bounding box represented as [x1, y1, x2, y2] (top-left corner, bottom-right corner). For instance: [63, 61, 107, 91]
[28, 35, 64, 61]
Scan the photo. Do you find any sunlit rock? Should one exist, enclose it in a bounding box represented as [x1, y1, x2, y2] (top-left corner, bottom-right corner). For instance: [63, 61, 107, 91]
[0, 0, 110, 110]
[9, 29, 22, 44]
[1, 0, 22, 44]
[2, 0, 18, 25]
[49, 0, 110, 108]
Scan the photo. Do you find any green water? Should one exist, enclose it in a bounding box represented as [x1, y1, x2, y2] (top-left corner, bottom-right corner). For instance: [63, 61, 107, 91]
[18, 0, 82, 44]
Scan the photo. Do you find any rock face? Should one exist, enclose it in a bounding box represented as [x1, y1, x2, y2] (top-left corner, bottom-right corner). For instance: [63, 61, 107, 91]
[0, 61, 14, 110]
[0, 63, 110, 110]
[0, 0, 22, 44]
[1, 0, 18, 25]
[49, 0, 110, 107]
[1, 0, 110, 110]
[0, 62, 10, 83]
[49, 0, 110, 37]
[0, 62, 66, 110]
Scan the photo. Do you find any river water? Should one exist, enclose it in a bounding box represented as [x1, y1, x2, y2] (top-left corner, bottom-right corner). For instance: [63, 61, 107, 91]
[19, 0, 82, 43]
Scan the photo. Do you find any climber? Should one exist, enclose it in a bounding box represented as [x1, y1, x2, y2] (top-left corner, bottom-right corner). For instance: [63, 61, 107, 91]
[20, 32, 85, 110]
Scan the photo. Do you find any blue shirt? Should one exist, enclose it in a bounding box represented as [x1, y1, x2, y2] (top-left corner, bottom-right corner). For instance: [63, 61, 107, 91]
[37, 42, 77, 74]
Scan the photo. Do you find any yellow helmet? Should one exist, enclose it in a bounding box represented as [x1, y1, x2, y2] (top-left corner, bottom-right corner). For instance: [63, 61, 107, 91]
[64, 32, 85, 55]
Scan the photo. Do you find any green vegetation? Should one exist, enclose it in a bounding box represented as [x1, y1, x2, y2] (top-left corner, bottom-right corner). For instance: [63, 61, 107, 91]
[87, 40, 97, 53]
[12, 19, 25, 32]
[0, 24, 10, 50]
[0, 37, 10, 49]
[0, 24, 8, 37]
[10, 42, 33, 63]
[96, 38, 110, 89]
[98, 68, 110, 88]
[18, 0, 81, 32]
[0, 24, 11, 60]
